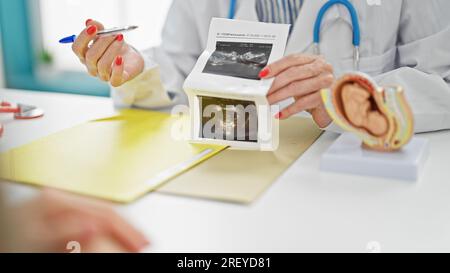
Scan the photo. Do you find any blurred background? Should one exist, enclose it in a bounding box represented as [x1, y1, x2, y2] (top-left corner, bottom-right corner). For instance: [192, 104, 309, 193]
[0, 0, 173, 96]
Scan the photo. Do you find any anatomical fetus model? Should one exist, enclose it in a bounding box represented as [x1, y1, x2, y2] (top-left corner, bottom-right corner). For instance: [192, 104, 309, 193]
[321, 73, 414, 152]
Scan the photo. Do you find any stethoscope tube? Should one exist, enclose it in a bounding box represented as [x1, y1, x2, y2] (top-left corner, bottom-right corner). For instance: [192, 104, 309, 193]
[228, 0, 361, 70]
[229, 0, 237, 19]
[313, 0, 361, 70]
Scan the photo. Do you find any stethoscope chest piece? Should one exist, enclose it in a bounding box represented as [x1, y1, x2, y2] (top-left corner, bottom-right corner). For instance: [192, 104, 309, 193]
[0, 102, 44, 137]
[14, 104, 45, 120]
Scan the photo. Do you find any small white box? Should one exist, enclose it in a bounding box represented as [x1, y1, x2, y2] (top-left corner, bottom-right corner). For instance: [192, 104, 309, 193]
[184, 18, 290, 150]
[321, 133, 429, 181]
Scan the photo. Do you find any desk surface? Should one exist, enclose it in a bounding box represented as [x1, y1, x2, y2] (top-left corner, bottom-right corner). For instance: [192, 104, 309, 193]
[1, 88, 450, 253]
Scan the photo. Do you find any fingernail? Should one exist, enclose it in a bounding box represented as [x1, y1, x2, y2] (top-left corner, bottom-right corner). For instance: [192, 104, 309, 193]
[275, 112, 282, 119]
[115, 56, 123, 66]
[115, 34, 124, 42]
[85, 19, 93, 26]
[259, 67, 270, 78]
[86, 25, 97, 35]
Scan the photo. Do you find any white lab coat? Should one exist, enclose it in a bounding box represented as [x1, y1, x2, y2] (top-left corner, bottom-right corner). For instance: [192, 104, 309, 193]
[112, 0, 450, 133]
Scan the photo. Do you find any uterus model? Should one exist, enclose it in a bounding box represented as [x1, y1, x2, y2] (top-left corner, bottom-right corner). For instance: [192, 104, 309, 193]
[321, 72, 414, 152]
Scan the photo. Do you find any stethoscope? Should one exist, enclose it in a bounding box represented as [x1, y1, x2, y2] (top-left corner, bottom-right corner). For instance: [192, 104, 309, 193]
[228, 0, 361, 70]
[0, 101, 44, 137]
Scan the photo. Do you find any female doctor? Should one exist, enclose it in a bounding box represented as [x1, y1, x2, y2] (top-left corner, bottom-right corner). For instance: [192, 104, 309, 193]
[71, 0, 450, 132]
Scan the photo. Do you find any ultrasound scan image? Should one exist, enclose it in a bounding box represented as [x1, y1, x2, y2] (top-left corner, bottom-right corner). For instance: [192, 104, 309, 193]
[199, 96, 258, 142]
[203, 41, 273, 80]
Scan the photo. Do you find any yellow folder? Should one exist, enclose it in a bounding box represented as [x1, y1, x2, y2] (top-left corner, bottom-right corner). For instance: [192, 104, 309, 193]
[0, 109, 226, 203]
[158, 117, 323, 203]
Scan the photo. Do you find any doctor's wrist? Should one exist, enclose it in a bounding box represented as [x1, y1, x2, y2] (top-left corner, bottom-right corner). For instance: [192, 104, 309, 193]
[309, 105, 333, 129]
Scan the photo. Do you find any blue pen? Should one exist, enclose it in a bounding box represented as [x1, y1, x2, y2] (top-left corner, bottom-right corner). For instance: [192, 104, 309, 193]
[59, 25, 138, 44]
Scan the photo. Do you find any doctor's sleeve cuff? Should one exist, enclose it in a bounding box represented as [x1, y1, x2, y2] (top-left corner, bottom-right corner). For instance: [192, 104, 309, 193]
[111, 65, 174, 109]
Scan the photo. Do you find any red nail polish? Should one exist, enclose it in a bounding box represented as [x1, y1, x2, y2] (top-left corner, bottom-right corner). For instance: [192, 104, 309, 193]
[85, 19, 93, 26]
[275, 112, 282, 119]
[259, 67, 270, 78]
[116, 34, 124, 42]
[86, 25, 97, 35]
[115, 56, 123, 66]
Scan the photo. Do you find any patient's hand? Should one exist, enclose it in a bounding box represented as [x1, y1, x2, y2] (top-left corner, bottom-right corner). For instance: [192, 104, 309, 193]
[72, 19, 145, 87]
[5, 190, 149, 253]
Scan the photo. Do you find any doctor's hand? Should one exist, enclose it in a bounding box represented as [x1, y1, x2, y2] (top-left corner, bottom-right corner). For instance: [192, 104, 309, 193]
[72, 19, 145, 87]
[260, 54, 334, 128]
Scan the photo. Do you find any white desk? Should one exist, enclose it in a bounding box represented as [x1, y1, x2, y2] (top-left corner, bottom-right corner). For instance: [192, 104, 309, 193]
[2, 88, 450, 253]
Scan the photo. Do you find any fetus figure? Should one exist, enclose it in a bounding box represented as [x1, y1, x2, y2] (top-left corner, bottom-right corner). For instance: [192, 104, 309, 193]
[341, 82, 388, 137]
[321, 73, 414, 152]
